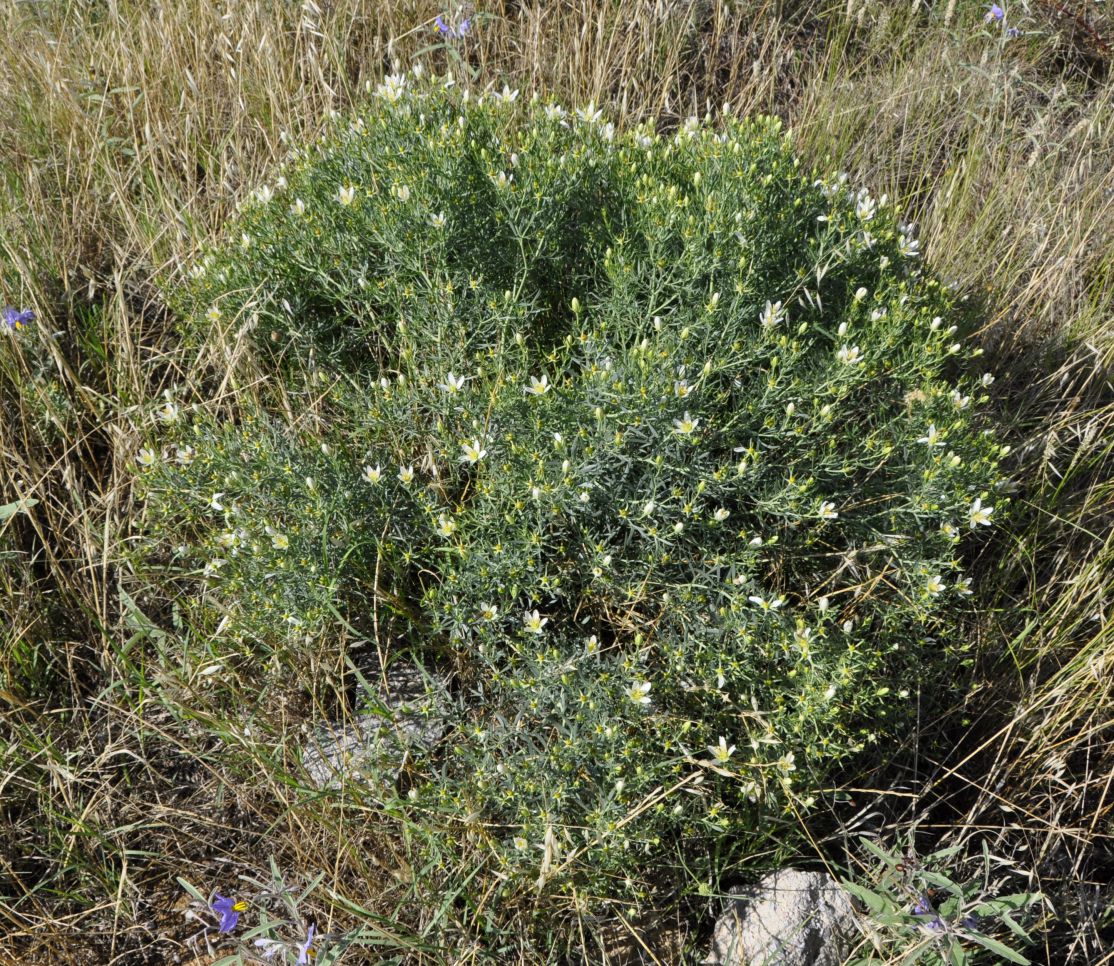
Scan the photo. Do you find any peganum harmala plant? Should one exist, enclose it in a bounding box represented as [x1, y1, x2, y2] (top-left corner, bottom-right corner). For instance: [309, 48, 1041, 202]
[137, 70, 1008, 953]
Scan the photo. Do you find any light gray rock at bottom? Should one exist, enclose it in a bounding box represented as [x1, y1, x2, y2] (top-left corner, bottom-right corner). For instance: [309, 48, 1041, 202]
[302, 662, 448, 790]
[704, 868, 860, 966]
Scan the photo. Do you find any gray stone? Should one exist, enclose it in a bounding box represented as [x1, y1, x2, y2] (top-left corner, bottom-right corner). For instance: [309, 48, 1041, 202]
[703, 868, 860, 966]
[302, 662, 448, 790]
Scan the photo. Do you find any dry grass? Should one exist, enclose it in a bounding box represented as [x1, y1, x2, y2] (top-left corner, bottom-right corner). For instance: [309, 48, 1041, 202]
[1, 0, 1112, 962]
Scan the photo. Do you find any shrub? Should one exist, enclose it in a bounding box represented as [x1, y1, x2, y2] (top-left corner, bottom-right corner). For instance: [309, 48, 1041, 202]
[138, 70, 1007, 950]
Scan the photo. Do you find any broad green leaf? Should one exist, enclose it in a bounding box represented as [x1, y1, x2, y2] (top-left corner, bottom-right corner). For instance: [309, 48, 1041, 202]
[0, 497, 38, 521]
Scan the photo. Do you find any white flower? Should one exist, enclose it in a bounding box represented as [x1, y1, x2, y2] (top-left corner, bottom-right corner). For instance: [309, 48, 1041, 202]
[578, 491, 590, 503]
[856, 193, 876, 221]
[291, 197, 306, 216]
[642, 501, 656, 516]
[136, 447, 157, 467]
[337, 184, 356, 207]
[544, 104, 567, 121]
[175, 445, 195, 466]
[708, 736, 736, 763]
[627, 680, 652, 706]
[271, 531, 290, 551]
[818, 501, 838, 520]
[460, 439, 487, 464]
[793, 626, 814, 651]
[748, 595, 784, 611]
[577, 102, 603, 124]
[158, 402, 179, 423]
[479, 603, 499, 621]
[778, 751, 797, 773]
[837, 345, 862, 365]
[393, 184, 411, 202]
[439, 372, 466, 394]
[673, 411, 699, 435]
[713, 507, 730, 523]
[493, 84, 519, 103]
[492, 171, 512, 189]
[240, 232, 252, 250]
[523, 609, 548, 634]
[951, 390, 971, 409]
[980, 372, 995, 387]
[206, 306, 222, 323]
[759, 300, 783, 328]
[513, 836, 529, 850]
[430, 211, 446, 228]
[968, 497, 994, 528]
[940, 521, 959, 539]
[255, 185, 273, 204]
[525, 374, 550, 396]
[674, 379, 692, 398]
[363, 464, 382, 484]
[217, 530, 243, 550]
[917, 424, 944, 447]
[899, 234, 920, 258]
[926, 575, 945, 596]
[398, 465, 415, 484]
[209, 492, 225, 511]
[202, 558, 227, 578]
[376, 73, 407, 101]
[955, 576, 974, 596]
[435, 514, 457, 538]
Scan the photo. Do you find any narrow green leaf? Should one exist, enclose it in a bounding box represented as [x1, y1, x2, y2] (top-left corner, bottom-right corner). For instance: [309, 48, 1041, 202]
[968, 931, 1030, 964]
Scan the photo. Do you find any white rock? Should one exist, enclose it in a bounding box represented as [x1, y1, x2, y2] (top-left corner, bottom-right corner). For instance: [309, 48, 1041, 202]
[302, 663, 448, 789]
[704, 869, 859, 966]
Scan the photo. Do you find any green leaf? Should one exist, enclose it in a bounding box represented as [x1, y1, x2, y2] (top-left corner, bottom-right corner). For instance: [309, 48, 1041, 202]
[0, 498, 38, 522]
[840, 879, 891, 915]
[968, 931, 1030, 964]
[175, 876, 208, 905]
[860, 837, 900, 867]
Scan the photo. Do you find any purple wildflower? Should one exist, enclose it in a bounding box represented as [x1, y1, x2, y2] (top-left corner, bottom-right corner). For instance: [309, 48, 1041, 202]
[985, 4, 1004, 22]
[433, 14, 470, 39]
[211, 894, 246, 933]
[1006, 25, 1021, 38]
[963, 912, 980, 931]
[296, 923, 316, 964]
[2, 306, 33, 330]
[912, 894, 932, 916]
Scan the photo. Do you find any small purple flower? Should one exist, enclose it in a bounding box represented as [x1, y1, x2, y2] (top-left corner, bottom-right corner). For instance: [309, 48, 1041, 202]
[986, 3, 1005, 22]
[1006, 25, 1022, 38]
[962, 912, 980, 931]
[433, 14, 470, 39]
[212, 894, 246, 933]
[2, 306, 33, 331]
[296, 923, 316, 964]
[912, 894, 932, 916]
